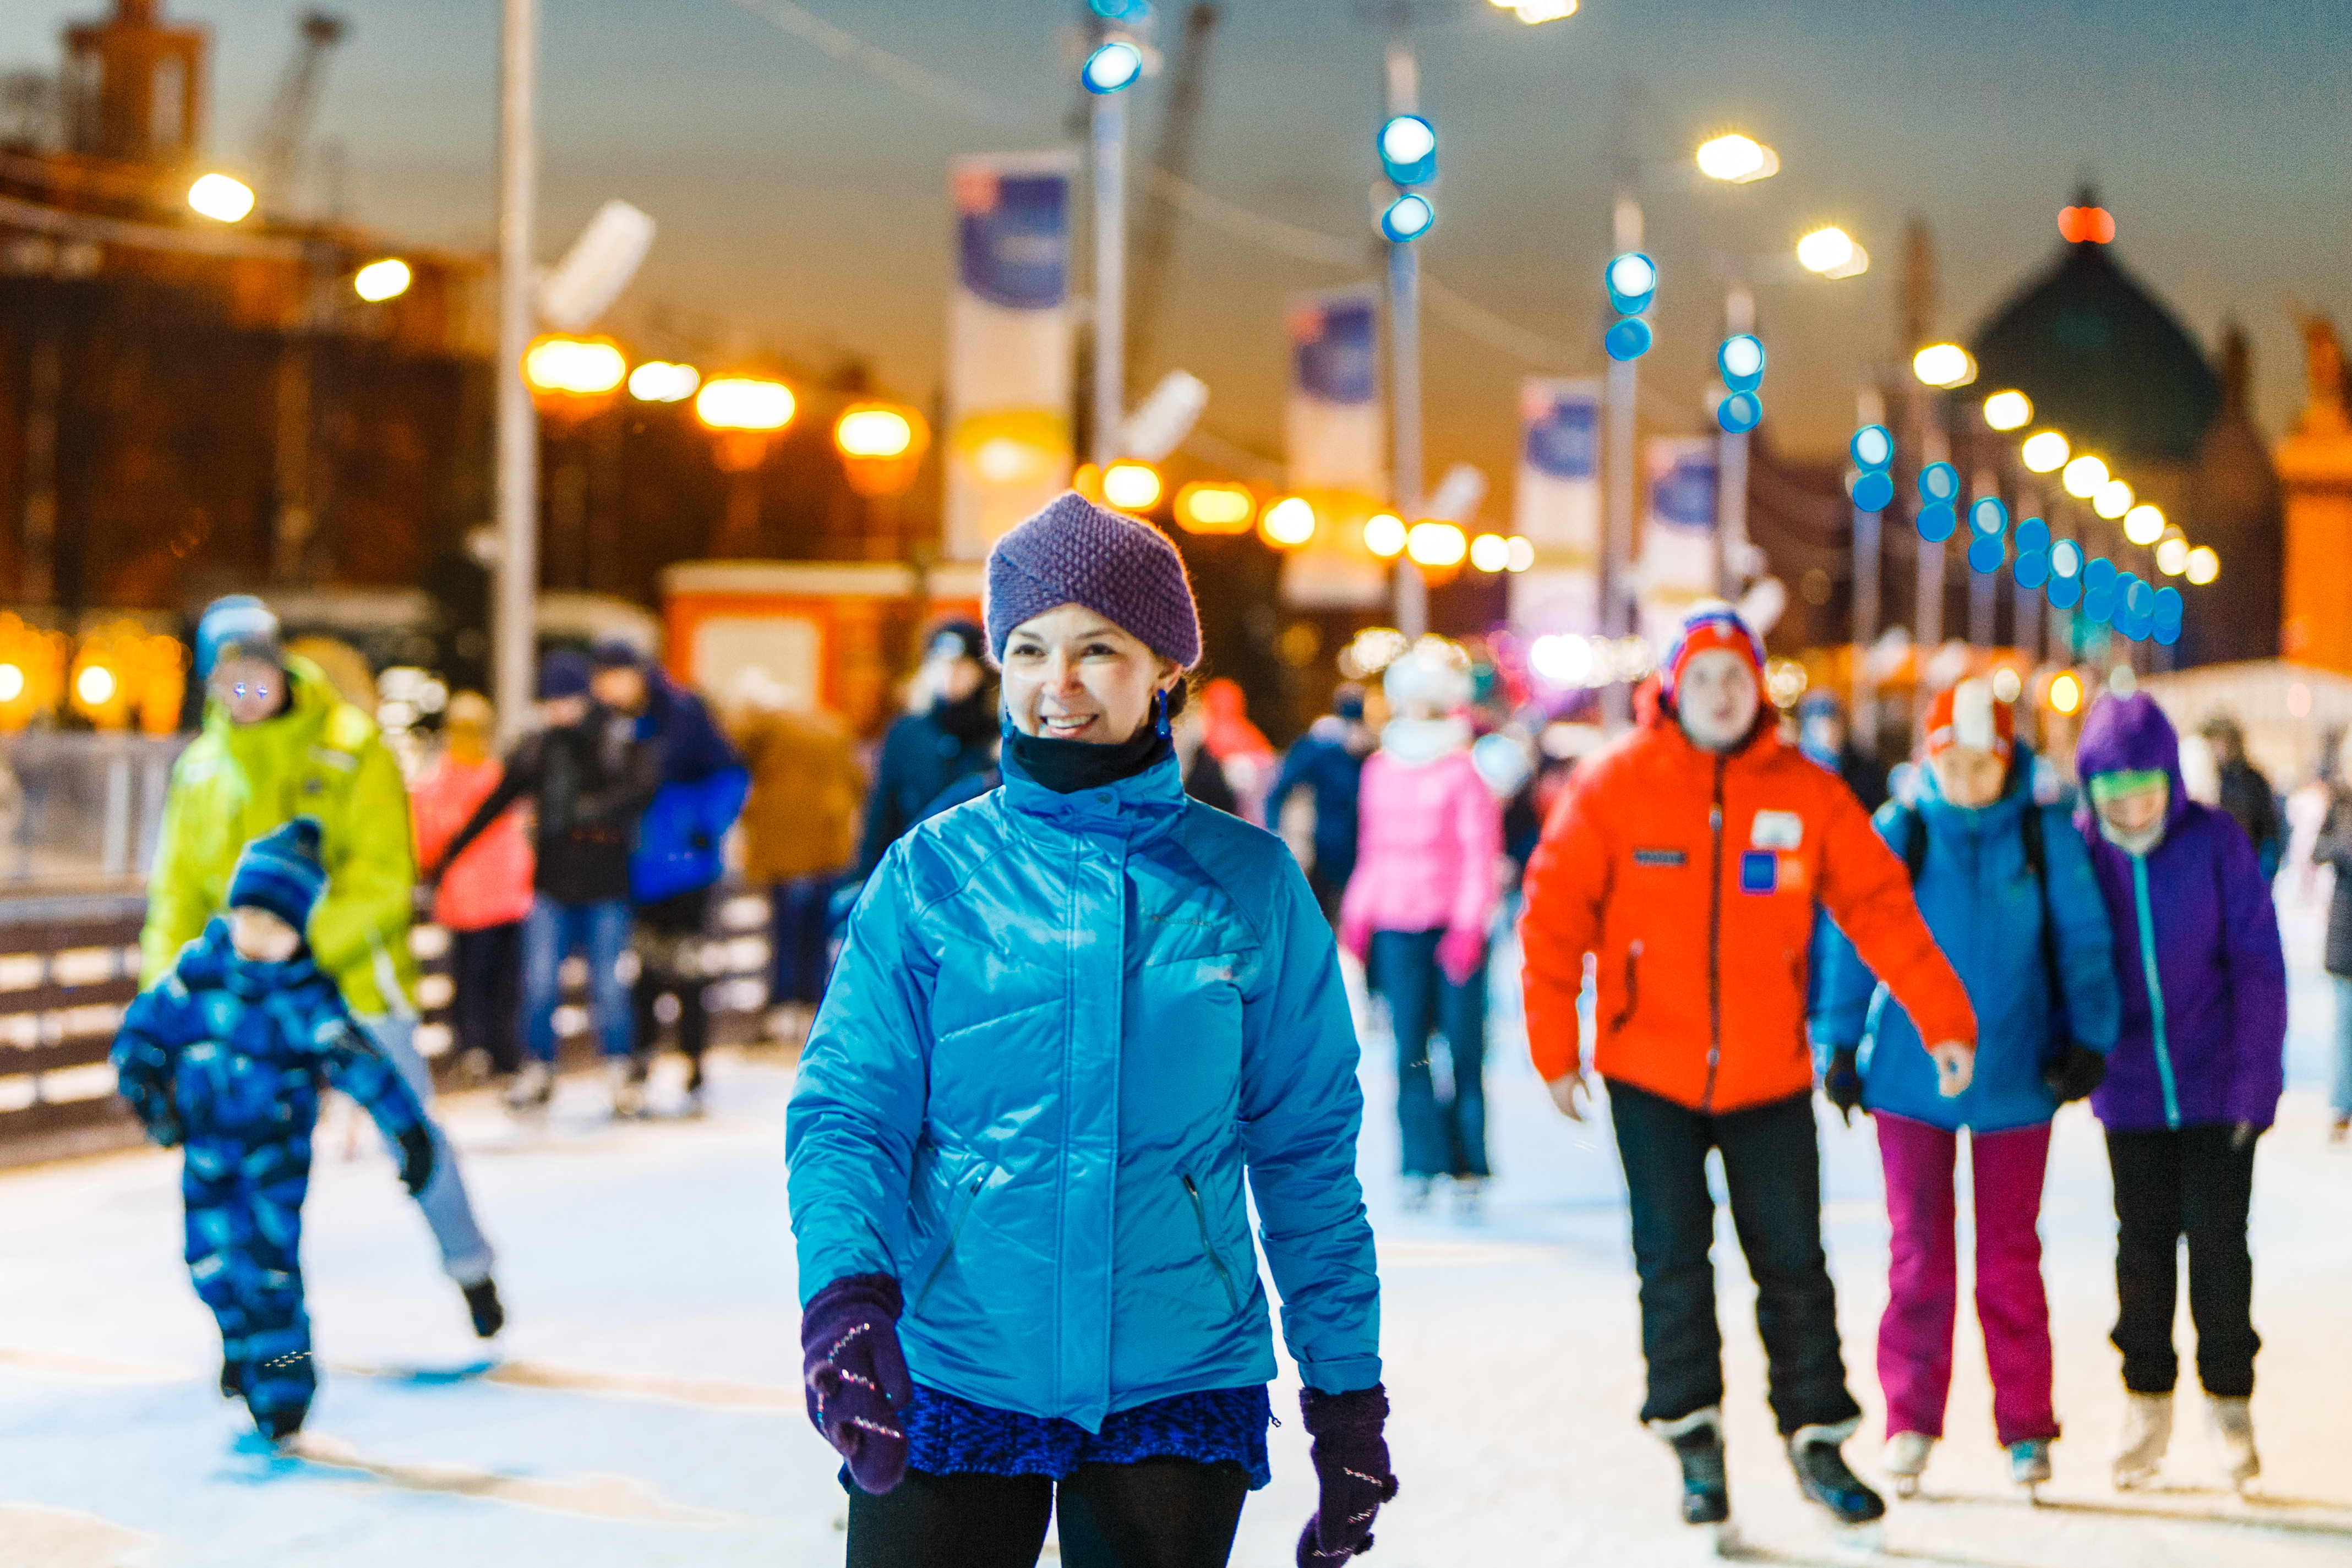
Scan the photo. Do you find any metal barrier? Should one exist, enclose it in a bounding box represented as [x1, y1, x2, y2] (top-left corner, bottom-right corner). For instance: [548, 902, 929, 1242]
[0, 887, 782, 1167]
[0, 733, 188, 886]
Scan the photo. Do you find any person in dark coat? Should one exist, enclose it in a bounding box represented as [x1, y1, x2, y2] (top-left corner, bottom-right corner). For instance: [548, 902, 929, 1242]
[856, 621, 1000, 878]
[592, 642, 749, 1114]
[1268, 684, 1374, 921]
[433, 652, 663, 1114]
[2309, 728, 2352, 1142]
[1798, 691, 1890, 813]
[2199, 718, 2284, 882]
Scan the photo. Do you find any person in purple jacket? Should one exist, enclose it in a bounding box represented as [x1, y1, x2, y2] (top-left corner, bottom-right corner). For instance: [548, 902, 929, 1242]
[2072, 692, 2286, 1494]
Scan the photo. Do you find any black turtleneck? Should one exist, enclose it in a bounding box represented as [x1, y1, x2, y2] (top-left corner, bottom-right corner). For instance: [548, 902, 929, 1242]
[1007, 720, 1172, 795]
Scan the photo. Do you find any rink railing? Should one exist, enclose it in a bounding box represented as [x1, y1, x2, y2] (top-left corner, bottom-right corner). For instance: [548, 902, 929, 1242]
[0, 889, 782, 1166]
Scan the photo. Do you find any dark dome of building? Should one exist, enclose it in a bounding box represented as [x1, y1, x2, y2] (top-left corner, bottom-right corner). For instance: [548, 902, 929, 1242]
[1969, 199, 2222, 465]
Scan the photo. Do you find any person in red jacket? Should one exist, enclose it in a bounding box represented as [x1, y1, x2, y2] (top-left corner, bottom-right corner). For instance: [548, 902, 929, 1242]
[1519, 602, 1977, 1537]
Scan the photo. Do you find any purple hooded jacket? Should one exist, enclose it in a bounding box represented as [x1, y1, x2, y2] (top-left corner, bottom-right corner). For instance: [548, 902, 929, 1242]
[2072, 693, 2286, 1132]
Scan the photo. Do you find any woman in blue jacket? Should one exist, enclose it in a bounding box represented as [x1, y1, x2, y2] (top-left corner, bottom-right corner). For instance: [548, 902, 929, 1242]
[1811, 681, 2120, 1496]
[786, 494, 1393, 1568]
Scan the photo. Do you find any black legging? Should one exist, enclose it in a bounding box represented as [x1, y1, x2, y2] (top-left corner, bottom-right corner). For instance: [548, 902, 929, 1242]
[847, 1458, 1250, 1568]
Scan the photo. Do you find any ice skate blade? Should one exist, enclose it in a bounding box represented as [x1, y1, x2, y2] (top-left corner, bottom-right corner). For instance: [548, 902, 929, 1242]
[1827, 1521, 1885, 1561]
[1705, 1519, 1744, 1558]
[1890, 1476, 1920, 1501]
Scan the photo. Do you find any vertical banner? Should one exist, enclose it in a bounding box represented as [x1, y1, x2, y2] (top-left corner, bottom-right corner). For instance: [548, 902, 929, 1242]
[1637, 437, 1720, 648]
[1281, 287, 1387, 609]
[943, 151, 1078, 562]
[1507, 376, 1602, 635]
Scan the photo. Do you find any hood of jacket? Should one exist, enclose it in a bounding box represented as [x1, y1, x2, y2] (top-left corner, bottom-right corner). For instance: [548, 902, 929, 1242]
[1378, 715, 1470, 767]
[2073, 692, 2190, 832]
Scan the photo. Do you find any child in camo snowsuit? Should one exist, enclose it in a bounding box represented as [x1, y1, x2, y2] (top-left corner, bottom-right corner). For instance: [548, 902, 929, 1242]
[112, 818, 436, 1440]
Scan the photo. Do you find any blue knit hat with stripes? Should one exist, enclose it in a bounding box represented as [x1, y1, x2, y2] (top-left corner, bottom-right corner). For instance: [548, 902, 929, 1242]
[227, 818, 327, 934]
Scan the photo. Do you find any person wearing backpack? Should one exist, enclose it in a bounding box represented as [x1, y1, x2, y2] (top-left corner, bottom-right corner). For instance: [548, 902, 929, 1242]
[1811, 680, 2121, 1496]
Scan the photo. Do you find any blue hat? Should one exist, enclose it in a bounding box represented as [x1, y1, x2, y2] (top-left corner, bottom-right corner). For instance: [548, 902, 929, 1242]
[227, 818, 326, 935]
[194, 595, 282, 680]
[984, 492, 1202, 669]
[538, 651, 593, 700]
[587, 638, 646, 671]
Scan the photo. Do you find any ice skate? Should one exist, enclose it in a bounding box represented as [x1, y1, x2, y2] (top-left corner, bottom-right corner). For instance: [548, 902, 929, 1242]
[2206, 1395, 2259, 1490]
[609, 1057, 647, 1119]
[1451, 1175, 1486, 1222]
[2007, 1437, 2052, 1494]
[219, 1359, 242, 1400]
[1400, 1176, 1435, 1213]
[461, 1276, 505, 1338]
[505, 1060, 553, 1113]
[1789, 1419, 1886, 1537]
[1646, 1407, 1732, 1529]
[2113, 1391, 2172, 1489]
[1880, 1431, 1933, 1499]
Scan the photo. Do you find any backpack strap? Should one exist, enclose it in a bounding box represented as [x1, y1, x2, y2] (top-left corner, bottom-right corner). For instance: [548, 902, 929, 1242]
[1898, 805, 1927, 884]
[2022, 802, 2070, 1061]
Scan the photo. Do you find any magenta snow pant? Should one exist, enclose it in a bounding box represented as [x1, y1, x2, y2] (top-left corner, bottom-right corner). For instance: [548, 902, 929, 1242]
[1875, 1112, 2059, 1446]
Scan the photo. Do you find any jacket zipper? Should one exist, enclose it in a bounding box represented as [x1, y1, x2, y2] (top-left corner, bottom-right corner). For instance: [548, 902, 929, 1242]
[913, 1168, 991, 1312]
[2129, 857, 2181, 1129]
[1181, 1174, 1241, 1314]
[1701, 756, 1727, 1113]
[1608, 942, 1643, 1035]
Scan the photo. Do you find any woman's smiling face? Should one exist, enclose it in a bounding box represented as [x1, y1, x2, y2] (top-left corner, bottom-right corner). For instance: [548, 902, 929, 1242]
[998, 604, 1180, 744]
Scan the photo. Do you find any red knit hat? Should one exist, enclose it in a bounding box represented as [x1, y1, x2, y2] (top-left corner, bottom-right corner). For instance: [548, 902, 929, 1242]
[1660, 599, 1765, 705]
[1925, 678, 2015, 759]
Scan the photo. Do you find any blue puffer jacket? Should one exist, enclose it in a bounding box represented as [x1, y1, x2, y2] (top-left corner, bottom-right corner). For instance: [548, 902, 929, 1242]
[631, 672, 748, 904]
[787, 746, 1381, 1432]
[1811, 746, 2121, 1133]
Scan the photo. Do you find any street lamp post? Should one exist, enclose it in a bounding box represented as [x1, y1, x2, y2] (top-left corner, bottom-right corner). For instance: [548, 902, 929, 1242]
[1851, 390, 1886, 755]
[493, 0, 539, 740]
[1091, 89, 1126, 470]
[1384, 43, 1427, 641]
[1599, 193, 1641, 727]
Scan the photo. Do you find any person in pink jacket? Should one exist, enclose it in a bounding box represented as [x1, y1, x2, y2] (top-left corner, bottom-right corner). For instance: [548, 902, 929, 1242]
[1340, 644, 1503, 1211]
[411, 692, 536, 1080]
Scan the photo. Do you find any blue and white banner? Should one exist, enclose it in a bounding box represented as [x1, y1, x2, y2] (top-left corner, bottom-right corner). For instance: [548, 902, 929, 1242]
[1282, 287, 1387, 609]
[1508, 376, 1603, 635]
[1638, 437, 1720, 649]
[944, 151, 1077, 561]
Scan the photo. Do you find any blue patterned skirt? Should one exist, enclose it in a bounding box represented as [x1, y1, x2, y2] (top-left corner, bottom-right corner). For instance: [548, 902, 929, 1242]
[896, 1381, 1273, 1490]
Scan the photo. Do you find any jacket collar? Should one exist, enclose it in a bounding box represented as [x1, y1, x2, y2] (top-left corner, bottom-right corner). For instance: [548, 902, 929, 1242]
[1000, 746, 1189, 841]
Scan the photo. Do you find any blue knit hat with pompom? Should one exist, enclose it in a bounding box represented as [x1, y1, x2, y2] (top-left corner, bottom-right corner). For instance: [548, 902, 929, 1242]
[227, 818, 327, 935]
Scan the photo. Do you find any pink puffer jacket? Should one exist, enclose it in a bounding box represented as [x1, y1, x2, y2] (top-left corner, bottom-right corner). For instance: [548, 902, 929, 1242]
[1340, 742, 1500, 940]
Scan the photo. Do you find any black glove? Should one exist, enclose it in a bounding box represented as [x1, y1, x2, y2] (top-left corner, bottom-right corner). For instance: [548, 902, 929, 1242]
[397, 1125, 438, 1195]
[144, 1106, 185, 1149]
[1823, 1048, 1864, 1125]
[2042, 1045, 2107, 1105]
[1297, 1384, 1398, 1566]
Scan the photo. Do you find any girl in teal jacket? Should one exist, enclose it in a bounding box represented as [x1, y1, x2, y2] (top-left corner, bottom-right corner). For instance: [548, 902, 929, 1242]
[1811, 682, 2120, 1496]
[787, 495, 1390, 1568]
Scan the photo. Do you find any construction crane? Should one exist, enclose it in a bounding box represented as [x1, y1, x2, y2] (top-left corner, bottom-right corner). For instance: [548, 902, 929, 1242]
[1123, 2, 1218, 399]
[250, 10, 348, 216]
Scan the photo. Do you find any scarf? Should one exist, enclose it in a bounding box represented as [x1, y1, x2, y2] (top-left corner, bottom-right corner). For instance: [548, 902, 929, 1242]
[1007, 722, 1171, 795]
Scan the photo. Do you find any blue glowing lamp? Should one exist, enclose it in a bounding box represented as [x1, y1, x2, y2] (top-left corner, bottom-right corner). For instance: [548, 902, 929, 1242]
[1377, 115, 1438, 187]
[1969, 497, 2008, 537]
[1605, 253, 1657, 316]
[1918, 462, 1961, 504]
[1379, 192, 1435, 243]
[2015, 551, 2049, 590]
[1967, 534, 2006, 573]
[1849, 470, 1895, 513]
[1850, 424, 1893, 471]
[1718, 334, 1765, 394]
[2154, 586, 2184, 645]
[2016, 518, 2050, 554]
[1717, 392, 1762, 434]
[2081, 557, 2119, 623]
[1918, 503, 1957, 543]
[1082, 39, 1145, 94]
[1603, 317, 1652, 362]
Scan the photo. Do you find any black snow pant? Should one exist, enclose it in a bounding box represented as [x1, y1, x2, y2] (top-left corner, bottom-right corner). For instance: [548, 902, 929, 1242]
[631, 887, 711, 1086]
[451, 921, 524, 1076]
[2105, 1123, 2260, 1397]
[1607, 1078, 1862, 1436]
[846, 1458, 1250, 1568]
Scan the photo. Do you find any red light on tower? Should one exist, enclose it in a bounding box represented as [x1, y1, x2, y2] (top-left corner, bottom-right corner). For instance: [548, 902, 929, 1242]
[2058, 205, 2116, 244]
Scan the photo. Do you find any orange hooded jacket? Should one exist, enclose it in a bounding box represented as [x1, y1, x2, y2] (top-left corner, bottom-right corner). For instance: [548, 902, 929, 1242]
[1519, 711, 1974, 1114]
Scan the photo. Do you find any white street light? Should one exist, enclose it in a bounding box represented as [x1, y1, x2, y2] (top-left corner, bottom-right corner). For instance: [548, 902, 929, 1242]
[2061, 454, 2109, 499]
[353, 258, 412, 302]
[2021, 430, 2070, 472]
[2094, 478, 2134, 519]
[2123, 503, 2165, 545]
[627, 360, 700, 403]
[1796, 225, 1868, 278]
[1487, 0, 1577, 18]
[1696, 133, 1778, 183]
[188, 172, 255, 222]
[1082, 39, 1144, 94]
[1982, 390, 2032, 430]
[2155, 535, 2190, 576]
[2185, 545, 2220, 585]
[1912, 342, 1977, 389]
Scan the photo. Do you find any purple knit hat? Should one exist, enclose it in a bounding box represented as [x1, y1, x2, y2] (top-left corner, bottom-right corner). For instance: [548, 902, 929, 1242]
[984, 491, 1203, 668]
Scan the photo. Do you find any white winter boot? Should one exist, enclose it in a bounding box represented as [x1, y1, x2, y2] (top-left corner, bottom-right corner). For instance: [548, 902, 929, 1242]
[2206, 1395, 2260, 1489]
[505, 1060, 553, 1112]
[2113, 1391, 2173, 1489]
[1881, 1432, 1934, 1499]
[609, 1056, 647, 1119]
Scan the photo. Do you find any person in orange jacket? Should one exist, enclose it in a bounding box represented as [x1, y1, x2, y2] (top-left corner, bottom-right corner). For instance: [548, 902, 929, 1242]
[1519, 601, 1977, 1538]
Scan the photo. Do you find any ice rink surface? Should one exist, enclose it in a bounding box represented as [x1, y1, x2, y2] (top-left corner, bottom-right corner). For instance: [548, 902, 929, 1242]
[4, 904, 2349, 1568]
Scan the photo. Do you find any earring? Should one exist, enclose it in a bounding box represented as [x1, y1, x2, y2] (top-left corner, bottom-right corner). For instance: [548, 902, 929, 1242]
[1154, 688, 1172, 740]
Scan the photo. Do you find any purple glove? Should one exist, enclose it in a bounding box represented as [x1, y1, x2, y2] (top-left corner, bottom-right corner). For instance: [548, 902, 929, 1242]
[800, 1273, 914, 1494]
[1297, 1384, 1398, 1566]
